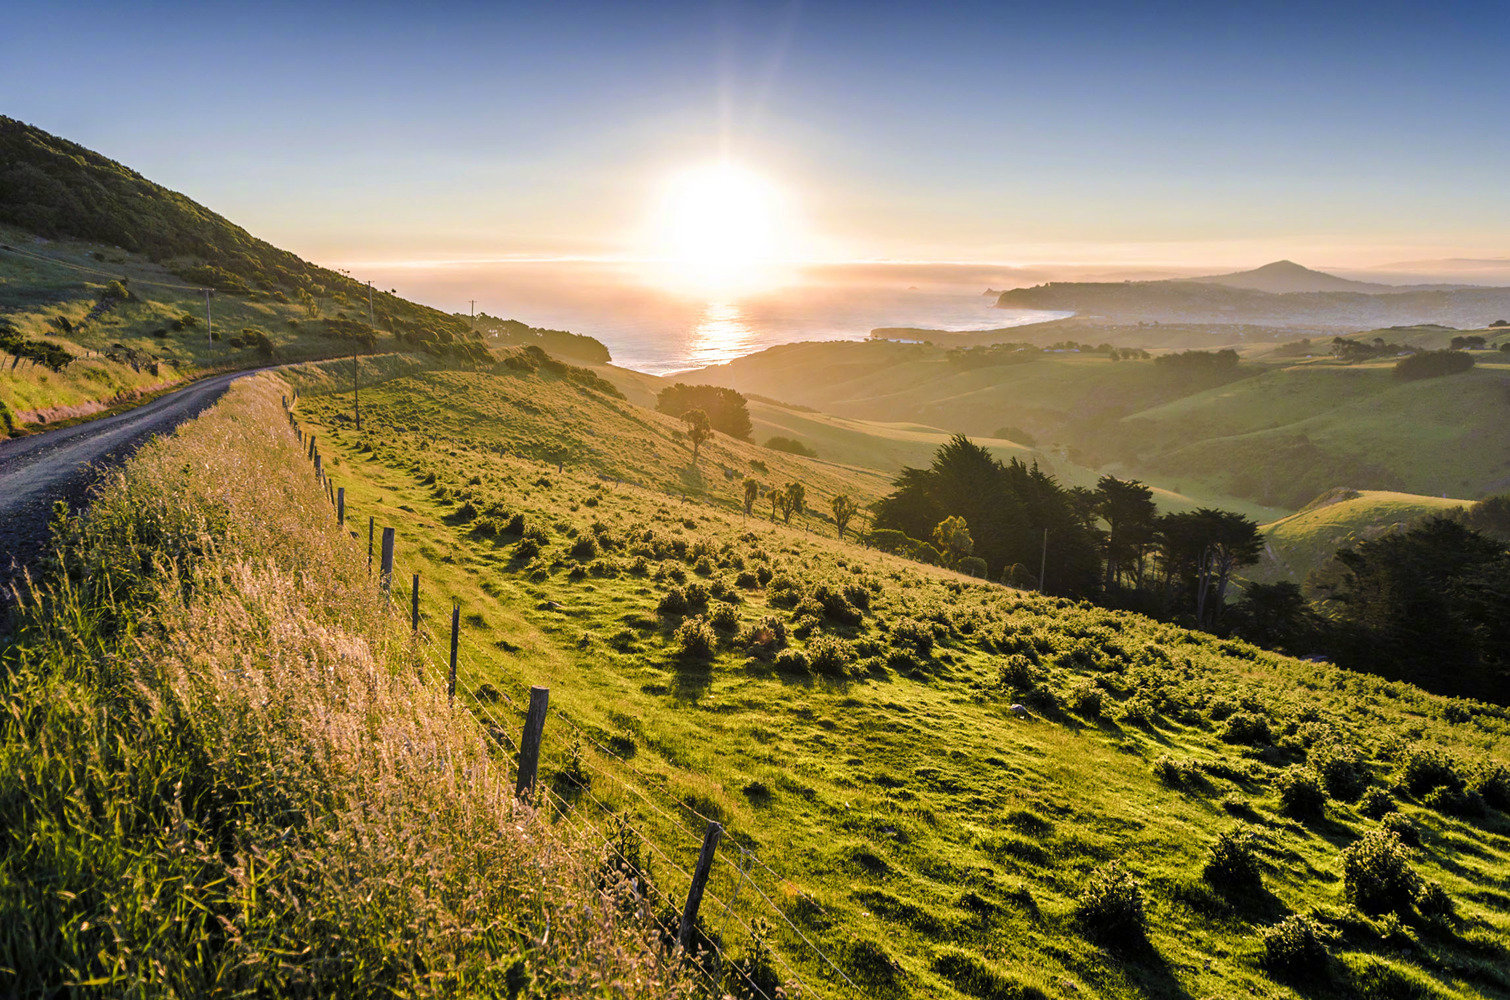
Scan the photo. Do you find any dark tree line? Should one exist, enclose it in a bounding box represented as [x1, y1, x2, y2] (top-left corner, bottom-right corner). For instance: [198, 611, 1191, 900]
[869, 435, 1263, 627]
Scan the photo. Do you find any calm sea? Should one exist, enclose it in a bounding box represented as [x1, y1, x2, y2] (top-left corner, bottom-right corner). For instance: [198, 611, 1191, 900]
[354, 259, 1068, 374]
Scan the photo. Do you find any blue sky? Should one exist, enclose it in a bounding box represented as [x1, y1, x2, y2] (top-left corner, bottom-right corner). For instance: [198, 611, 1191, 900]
[5, 0, 1509, 266]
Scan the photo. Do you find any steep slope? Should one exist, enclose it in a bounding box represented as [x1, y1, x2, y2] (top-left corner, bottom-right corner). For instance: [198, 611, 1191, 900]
[281, 353, 1510, 1000]
[0, 118, 487, 432]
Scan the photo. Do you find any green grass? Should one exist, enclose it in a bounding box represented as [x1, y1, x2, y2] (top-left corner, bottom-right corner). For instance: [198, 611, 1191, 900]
[286, 354, 1510, 1000]
[0, 374, 688, 998]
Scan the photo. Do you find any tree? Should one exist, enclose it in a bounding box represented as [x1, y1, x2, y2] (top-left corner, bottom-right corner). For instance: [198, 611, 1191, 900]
[1394, 350, 1474, 381]
[1156, 508, 1262, 626]
[743, 477, 760, 517]
[778, 482, 805, 525]
[1315, 517, 1510, 701]
[872, 434, 1102, 595]
[932, 515, 974, 568]
[1096, 475, 1157, 590]
[683, 409, 711, 466]
[832, 494, 860, 539]
[1229, 581, 1321, 654]
[656, 383, 753, 439]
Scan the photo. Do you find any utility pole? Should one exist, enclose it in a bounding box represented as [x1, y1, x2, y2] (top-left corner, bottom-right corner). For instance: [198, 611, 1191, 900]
[469, 299, 476, 325]
[1038, 527, 1049, 592]
[202, 288, 213, 352]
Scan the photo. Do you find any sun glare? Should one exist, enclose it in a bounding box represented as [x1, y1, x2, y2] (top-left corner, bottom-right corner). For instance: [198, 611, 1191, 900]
[646, 161, 795, 295]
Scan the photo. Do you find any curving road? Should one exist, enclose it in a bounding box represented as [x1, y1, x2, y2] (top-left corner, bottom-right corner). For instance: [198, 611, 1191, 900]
[0, 369, 259, 601]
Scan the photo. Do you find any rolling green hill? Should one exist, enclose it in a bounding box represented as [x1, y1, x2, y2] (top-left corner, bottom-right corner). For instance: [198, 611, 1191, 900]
[272, 353, 1510, 1000]
[1248, 489, 1472, 586]
[685, 340, 1510, 510]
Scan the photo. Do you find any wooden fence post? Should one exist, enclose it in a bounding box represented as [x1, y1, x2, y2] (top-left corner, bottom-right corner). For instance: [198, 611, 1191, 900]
[678, 821, 724, 954]
[337, 487, 345, 526]
[411, 573, 420, 630]
[368, 517, 375, 573]
[380, 527, 395, 593]
[313, 452, 321, 480]
[515, 686, 550, 799]
[447, 603, 460, 702]
[308, 435, 316, 459]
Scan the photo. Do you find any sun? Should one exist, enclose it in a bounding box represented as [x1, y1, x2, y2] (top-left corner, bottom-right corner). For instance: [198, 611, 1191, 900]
[646, 161, 794, 295]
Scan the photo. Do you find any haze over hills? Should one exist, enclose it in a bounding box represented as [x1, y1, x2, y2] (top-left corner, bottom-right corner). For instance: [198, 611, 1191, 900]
[995, 261, 1510, 327]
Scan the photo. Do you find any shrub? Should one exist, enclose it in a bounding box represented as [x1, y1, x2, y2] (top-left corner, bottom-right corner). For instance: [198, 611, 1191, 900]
[1380, 812, 1419, 847]
[1118, 698, 1158, 729]
[889, 617, 934, 657]
[568, 534, 598, 560]
[673, 617, 717, 660]
[1413, 880, 1455, 922]
[1277, 765, 1326, 819]
[1470, 761, 1510, 811]
[1203, 828, 1263, 892]
[1401, 745, 1463, 798]
[808, 635, 853, 677]
[1074, 862, 1145, 945]
[1341, 829, 1420, 915]
[1260, 915, 1332, 977]
[708, 604, 740, 632]
[1309, 741, 1368, 801]
[1358, 787, 1396, 819]
[1066, 680, 1103, 717]
[1220, 712, 1272, 745]
[1422, 784, 1485, 817]
[773, 648, 809, 675]
[1152, 755, 1191, 786]
[513, 536, 541, 561]
[1207, 697, 1238, 721]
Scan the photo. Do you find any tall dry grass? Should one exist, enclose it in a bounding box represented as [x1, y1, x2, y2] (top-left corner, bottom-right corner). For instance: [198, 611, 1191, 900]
[0, 374, 694, 998]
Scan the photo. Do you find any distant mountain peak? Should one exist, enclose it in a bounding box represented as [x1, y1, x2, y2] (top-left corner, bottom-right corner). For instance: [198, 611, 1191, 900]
[1187, 260, 1385, 294]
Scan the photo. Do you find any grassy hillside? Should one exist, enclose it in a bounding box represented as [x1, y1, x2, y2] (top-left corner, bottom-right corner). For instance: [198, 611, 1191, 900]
[0, 118, 493, 432]
[685, 340, 1510, 510]
[0, 374, 686, 997]
[282, 353, 1510, 1000]
[1248, 490, 1472, 586]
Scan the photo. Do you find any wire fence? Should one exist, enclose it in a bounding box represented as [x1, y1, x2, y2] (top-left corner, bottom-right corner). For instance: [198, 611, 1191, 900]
[285, 396, 862, 999]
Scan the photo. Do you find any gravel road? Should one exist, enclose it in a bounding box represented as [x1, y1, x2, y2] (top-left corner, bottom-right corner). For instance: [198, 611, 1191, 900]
[0, 369, 258, 602]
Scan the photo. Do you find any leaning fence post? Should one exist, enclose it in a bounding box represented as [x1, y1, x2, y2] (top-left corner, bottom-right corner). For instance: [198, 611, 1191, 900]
[313, 451, 322, 480]
[368, 517, 375, 573]
[679, 821, 724, 954]
[308, 435, 316, 459]
[411, 573, 421, 630]
[447, 603, 460, 702]
[337, 487, 345, 526]
[515, 686, 550, 799]
[380, 527, 395, 593]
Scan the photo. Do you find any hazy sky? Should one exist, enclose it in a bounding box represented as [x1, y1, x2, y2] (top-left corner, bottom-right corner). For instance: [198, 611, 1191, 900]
[6, 0, 1509, 268]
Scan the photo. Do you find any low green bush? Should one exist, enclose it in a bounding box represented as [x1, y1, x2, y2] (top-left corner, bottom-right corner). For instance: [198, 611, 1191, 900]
[1341, 829, 1420, 915]
[1074, 862, 1145, 946]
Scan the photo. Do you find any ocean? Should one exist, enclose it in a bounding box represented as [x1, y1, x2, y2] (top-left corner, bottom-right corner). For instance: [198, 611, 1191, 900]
[352, 259, 1068, 374]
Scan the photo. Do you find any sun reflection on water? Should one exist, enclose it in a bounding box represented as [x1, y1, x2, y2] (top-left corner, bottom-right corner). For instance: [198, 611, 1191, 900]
[685, 301, 758, 368]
